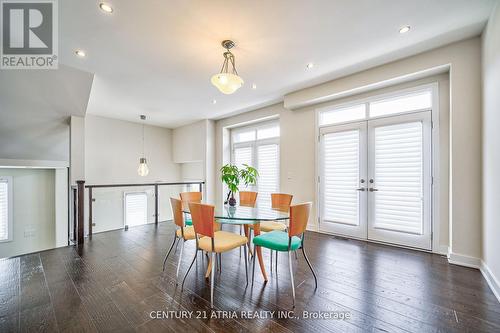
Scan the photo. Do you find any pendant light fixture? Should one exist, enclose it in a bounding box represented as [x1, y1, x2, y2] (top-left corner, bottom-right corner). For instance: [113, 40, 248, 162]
[137, 115, 149, 177]
[211, 40, 244, 94]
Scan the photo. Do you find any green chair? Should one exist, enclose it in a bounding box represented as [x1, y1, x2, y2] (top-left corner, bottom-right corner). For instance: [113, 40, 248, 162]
[251, 202, 317, 307]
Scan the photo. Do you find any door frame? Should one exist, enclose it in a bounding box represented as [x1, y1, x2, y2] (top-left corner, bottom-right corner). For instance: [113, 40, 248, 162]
[315, 82, 441, 253]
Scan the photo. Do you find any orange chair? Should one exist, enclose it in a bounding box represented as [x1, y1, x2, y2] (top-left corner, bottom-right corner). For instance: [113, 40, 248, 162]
[238, 191, 258, 254]
[179, 192, 202, 226]
[162, 198, 196, 282]
[239, 191, 258, 207]
[181, 202, 248, 308]
[249, 193, 293, 269]
[251, 202, 317, 307]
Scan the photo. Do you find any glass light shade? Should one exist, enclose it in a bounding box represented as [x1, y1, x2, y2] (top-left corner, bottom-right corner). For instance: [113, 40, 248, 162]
[137, 158, 149, 177]
[211, 73, 244, 94]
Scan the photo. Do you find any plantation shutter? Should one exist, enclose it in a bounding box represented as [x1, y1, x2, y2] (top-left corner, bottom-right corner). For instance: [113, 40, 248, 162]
[322, 129, 360, 225]
[125, 192, 148, 227]
[373, 121, 424, 234]
[257, 143, 279, 207]
[0, 179, 9, 241]
[233, 146, 253, 169]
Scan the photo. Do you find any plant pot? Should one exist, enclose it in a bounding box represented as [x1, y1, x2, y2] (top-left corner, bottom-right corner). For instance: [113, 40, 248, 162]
[228, 196, 237, 207]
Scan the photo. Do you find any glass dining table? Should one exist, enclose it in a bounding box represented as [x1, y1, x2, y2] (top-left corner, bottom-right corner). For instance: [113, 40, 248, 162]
[182, 204, 290, 281]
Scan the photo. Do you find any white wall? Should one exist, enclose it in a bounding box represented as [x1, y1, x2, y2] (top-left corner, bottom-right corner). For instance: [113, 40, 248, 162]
[282, 37, 482, 261]
[0, 65, 93, 163]
[216, 38, 480, 260]
[172, 119, 216, 203]
[481, 2, 500, 300]
[70, 116, 85, 184]
[0, 169, 56, 258]
[172, 120, 207, 163]
[84, 115, 181, 233]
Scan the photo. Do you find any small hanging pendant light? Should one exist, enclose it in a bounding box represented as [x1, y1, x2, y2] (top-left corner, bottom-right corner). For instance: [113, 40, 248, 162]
[138, 115, 149, 177]
[211, 40, 244, 94]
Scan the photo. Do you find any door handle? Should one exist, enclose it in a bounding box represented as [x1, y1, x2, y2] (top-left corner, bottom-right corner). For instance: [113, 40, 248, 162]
[356, 187, 366, 191]
[369, 188, 379, 192]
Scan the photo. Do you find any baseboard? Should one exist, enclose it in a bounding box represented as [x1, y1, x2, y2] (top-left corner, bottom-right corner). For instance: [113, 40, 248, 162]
[480, 260, 500, 303]
[306, 223, 319, 232]
[447, 252, 481, 269]
[437, 245, 449, 256]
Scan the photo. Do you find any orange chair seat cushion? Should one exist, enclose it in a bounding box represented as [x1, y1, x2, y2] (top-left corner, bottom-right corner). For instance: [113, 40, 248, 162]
[198, 231, 248, 253]
[249, 221, 287, 232]
[176, 226, 196, 240]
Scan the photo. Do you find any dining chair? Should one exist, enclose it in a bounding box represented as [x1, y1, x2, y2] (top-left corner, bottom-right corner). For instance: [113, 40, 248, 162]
[248, 193, 293, 269]
[162, 198, 196, 282]
[239, 191, 258, 207]
[179, 191, 202, 226]
[238, 191, 258, 256]
[181, 202, 249, 308]
[251, 202, 317, 307]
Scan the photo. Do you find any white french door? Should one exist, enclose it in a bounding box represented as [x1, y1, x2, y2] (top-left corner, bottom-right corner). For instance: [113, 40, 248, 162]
[320, 111, 432, 250]
[319, 121, 367, 239]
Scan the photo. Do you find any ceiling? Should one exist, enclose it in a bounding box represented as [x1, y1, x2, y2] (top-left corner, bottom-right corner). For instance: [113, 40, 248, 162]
[59, 0, 496, 128]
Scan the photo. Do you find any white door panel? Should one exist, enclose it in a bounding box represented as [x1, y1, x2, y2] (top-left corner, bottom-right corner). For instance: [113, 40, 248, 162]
[319, 122, 367, 238]
[367, 112, 432, 250]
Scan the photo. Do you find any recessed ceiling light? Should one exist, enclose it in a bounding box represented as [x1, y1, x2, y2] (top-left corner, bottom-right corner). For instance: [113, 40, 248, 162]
[252, 83, 257, 90]
[99, 3, 113, 13]
[306, 62, 314, 69]
[399, 25, 411, 34]
[75, 50, 86, 57]
[212, 99, 217, 104]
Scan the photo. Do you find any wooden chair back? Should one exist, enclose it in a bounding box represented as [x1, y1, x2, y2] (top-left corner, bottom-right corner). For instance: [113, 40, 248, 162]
[170, 197, 184, 228]
[288, 202, 312, 237]
[180, 191, 202, 203]
[271, 193, 293, 212]
[239, 191, 258, 207]
[188, 202, 215, 238]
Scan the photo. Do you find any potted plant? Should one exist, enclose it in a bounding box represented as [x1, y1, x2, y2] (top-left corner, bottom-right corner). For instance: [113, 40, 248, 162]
[220, 163, 259, 206]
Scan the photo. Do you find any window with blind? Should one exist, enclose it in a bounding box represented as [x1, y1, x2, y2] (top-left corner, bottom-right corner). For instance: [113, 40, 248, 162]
[0, 177, 13, 242]
[124, 192, 148, 227]
[231, 121, 280, 207]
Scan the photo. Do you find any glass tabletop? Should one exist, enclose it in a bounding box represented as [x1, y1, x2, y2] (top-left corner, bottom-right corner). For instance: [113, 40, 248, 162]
[183, 204, 289, 225]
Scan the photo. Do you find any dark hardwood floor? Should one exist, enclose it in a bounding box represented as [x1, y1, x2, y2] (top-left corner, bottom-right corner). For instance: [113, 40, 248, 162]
[1, 222, 499, 333]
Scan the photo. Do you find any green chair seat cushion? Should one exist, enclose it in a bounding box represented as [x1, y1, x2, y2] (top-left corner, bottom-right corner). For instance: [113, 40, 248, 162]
[185, 219, 193, 226]
[252, 230, 302, 252]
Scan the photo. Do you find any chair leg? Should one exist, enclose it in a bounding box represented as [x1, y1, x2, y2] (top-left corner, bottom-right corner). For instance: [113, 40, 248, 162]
[251, 244, 256, 288]
[244, 244, 248, 286]
[301, 246, 318, 289]
[162, 234, 177, 271]
[288, 251, 296, 308]
[175, 238, 184, 281]
[181, 249, 197, 289]
[247, 230, 253, 261]
[210, 252, 216, 308]
[275, 251, 278, 276]
[239, 225, 242, 257]
[173, 237, 180, 254]
[294, 251, 298, 260]
[270, 250, 273, 272]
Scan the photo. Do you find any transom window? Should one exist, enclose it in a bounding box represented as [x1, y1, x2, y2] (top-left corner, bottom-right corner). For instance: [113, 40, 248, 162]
[318, 88, 432, 126]
[231, 120, 280, 207]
